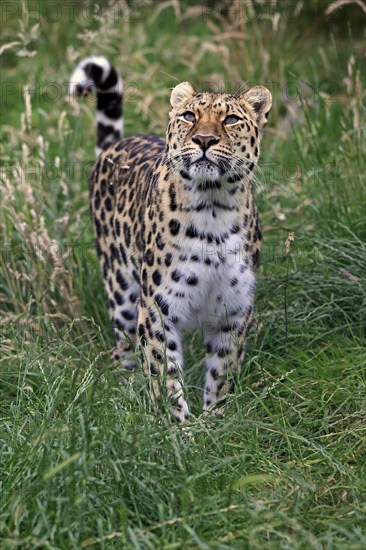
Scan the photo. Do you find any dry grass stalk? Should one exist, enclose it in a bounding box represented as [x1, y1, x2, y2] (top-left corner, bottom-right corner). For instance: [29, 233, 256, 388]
[285, 231, 295, 256]
[325, 0, 366, 15]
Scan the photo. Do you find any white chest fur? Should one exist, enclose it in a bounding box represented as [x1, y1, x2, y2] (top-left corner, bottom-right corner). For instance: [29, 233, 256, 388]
[164, 233, 255, 331]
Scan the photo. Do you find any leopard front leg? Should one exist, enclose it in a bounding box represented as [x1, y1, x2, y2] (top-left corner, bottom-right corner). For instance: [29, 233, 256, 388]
[109, 272, 140, 371]
[137, 294, 190, 423]
[203, 298, 254, 416]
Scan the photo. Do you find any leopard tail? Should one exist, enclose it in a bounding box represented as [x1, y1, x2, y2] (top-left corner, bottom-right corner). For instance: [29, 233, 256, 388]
[69, 56, 123, 157]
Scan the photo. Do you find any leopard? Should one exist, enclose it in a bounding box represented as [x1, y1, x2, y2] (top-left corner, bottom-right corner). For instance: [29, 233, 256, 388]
[69, 56, 272, 422]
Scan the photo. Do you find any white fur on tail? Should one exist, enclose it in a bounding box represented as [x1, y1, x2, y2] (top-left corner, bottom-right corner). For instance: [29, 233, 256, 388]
[69, 56, 123, 157]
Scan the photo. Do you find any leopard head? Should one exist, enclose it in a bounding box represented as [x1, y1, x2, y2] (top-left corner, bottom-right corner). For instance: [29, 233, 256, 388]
[166, 82, 272, 185]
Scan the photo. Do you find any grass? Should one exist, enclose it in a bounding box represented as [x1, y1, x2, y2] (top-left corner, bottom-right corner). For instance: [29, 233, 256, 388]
[1, 0, 366, 548]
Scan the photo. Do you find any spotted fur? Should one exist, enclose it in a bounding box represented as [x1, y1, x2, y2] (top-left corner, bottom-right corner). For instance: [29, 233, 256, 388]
[70, 59, 272, 422]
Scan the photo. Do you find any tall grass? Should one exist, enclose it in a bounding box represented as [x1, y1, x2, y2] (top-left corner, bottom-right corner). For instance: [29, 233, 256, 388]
[1, 1, 365, 548]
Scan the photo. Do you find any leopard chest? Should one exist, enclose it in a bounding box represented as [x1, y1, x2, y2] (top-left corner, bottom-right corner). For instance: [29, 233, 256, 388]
[155, 229, 255, 330]
[143, 180, 257, 329]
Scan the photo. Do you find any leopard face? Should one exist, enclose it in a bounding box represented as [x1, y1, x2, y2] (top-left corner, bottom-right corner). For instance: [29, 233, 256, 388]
[166, 83, 272, 184]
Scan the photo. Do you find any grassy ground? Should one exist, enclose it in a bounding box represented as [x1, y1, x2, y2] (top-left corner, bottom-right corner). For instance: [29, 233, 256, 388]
[1, 0, 365, 548]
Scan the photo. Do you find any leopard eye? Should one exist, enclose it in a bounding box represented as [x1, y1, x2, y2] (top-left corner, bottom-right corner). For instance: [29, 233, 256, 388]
[224, 114, 241, 125]
[181, 111, 196, 123]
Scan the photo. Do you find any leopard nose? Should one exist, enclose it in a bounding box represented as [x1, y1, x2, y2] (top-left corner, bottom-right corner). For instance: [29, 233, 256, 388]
[192, 134, 220, 151]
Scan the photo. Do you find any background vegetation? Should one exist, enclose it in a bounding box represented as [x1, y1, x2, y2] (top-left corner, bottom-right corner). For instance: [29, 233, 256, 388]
[1, 0, 365, 548]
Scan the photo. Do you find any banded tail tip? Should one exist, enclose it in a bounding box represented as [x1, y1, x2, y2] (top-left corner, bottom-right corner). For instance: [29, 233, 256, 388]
[69, 56, 124, 157]
[69, 56, 120, 97]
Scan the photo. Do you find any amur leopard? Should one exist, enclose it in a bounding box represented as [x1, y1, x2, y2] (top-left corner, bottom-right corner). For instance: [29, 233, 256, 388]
[69, 56, 272, 422]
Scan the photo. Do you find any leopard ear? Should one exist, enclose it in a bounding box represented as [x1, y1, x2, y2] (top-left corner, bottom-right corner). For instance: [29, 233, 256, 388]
[239, 86, 272, 131]
[170, 82, 196, 108]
